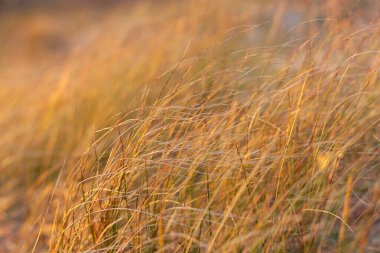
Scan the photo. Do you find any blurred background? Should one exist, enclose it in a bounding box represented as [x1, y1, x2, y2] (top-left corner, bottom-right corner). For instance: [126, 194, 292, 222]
[1, 0, 378, 87]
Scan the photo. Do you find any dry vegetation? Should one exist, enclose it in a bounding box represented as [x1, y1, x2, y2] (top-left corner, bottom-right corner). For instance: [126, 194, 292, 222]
[0, 0, 379, 252]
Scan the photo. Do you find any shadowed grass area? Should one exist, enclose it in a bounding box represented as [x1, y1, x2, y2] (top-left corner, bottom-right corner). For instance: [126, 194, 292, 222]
[0, 0, 379, 252]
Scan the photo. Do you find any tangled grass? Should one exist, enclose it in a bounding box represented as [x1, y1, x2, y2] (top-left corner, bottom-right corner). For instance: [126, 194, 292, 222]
[50, 23, 379, 252]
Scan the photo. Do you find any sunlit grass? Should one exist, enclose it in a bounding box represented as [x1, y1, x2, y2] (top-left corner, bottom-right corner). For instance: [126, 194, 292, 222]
[0, 1, 379, 252]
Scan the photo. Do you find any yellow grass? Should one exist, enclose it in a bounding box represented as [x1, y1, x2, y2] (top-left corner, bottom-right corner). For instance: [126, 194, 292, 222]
[0, 0, 379, 252]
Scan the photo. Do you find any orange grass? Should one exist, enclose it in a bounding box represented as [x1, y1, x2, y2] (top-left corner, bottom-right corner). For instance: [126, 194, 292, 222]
[0, 0, 379, 252]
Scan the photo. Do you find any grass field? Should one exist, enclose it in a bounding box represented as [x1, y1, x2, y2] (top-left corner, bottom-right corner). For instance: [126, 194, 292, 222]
[0, 0, 379, 252]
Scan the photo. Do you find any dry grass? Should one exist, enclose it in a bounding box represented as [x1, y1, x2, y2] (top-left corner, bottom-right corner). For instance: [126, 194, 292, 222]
[0, 0, 379, 252]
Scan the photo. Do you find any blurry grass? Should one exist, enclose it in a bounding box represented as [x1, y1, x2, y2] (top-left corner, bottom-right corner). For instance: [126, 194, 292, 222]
[0, 0, 379, 252]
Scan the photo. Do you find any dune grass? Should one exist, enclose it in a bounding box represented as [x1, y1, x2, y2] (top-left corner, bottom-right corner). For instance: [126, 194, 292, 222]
[0, 0, 379, 252]
[49, 22, 379, 252]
